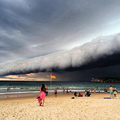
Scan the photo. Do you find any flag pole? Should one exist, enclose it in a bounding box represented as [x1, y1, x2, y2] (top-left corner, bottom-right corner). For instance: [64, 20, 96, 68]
[50, 73, 56, 95]
[50, 73, 52, 95]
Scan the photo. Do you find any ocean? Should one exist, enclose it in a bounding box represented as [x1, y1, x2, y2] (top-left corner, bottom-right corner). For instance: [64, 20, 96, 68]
[0, 81, 120, 99]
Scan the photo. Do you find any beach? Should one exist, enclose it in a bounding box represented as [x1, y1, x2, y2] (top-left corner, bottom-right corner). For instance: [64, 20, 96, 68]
[0, 93, 120, 120]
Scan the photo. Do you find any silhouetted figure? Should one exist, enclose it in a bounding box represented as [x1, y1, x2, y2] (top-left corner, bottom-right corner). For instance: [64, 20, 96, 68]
[74, 92, 77, 96]
[54, 88, 57, 97]
[66, 88, 69, 93]
[85, 90, 91, 97]
[78, 92, 83, 97]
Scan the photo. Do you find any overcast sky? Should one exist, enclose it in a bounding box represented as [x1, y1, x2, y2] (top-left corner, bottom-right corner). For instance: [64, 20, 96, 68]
[0, 0, 120, 81]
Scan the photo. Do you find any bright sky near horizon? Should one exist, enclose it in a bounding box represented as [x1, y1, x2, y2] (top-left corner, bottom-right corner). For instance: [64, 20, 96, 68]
[0, 0, 120, 81]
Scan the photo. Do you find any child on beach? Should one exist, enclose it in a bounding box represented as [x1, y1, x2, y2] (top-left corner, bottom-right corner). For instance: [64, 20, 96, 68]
[78, 92, 83, 97]
[54, 88, 57, 97]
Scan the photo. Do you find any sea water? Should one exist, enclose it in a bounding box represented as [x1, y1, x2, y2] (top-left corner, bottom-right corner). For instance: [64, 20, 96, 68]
[0, 81, 120, 98]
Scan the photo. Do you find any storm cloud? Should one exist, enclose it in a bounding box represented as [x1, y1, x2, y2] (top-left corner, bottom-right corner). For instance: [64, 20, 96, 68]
[0, 33, 120, 76]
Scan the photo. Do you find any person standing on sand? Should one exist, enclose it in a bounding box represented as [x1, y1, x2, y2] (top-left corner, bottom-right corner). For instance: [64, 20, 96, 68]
[66, 88, 69, 93]
[94, 88, 96, 93]
[63, 87, 65, 94]
[88, 88, 91, 93]
[70, 88, 72, 93]
[109, 86, 113, 98]
[39, 84, 47, 107]
[54, 88, 57, 97]
[113, 86, 118, 98]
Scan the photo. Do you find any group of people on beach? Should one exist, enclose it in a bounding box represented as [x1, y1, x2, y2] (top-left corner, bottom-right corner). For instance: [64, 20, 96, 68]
[86, 88, 96, 93]
[62, 87, 72, 93]
[109, 86, 118, 98]
[54, 87, 72, 97]
[74, 89, 91, 97]
[38, 85, 100, 106]
[38, 85, 74, 106]
[74, 92, 83, 97]
[38, 84, 119, 106]
[7, 86, 16, 92]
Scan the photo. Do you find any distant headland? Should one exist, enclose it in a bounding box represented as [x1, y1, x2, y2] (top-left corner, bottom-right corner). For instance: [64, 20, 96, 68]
[91, 77, 120, 83]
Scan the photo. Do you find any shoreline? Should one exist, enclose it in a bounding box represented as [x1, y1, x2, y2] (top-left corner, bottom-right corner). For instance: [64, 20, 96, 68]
[0, 91, 104, 99]
[0, 92, 118, 102]
[0, 91, 119, 100]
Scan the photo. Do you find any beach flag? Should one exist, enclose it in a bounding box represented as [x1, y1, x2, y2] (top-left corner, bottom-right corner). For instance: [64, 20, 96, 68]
[51, 74, 56, 79]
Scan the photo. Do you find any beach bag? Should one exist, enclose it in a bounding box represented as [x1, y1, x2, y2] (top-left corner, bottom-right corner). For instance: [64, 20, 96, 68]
[45, 91, 48, 96]
[115, 97, 119, 99]
[71, 97, 74, 99]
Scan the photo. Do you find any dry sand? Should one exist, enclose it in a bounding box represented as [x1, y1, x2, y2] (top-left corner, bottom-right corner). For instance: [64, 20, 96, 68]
[0, 93, 120, 120]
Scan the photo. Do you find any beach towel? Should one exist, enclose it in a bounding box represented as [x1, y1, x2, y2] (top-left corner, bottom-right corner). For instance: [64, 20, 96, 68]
[104, 97, 111, 99]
